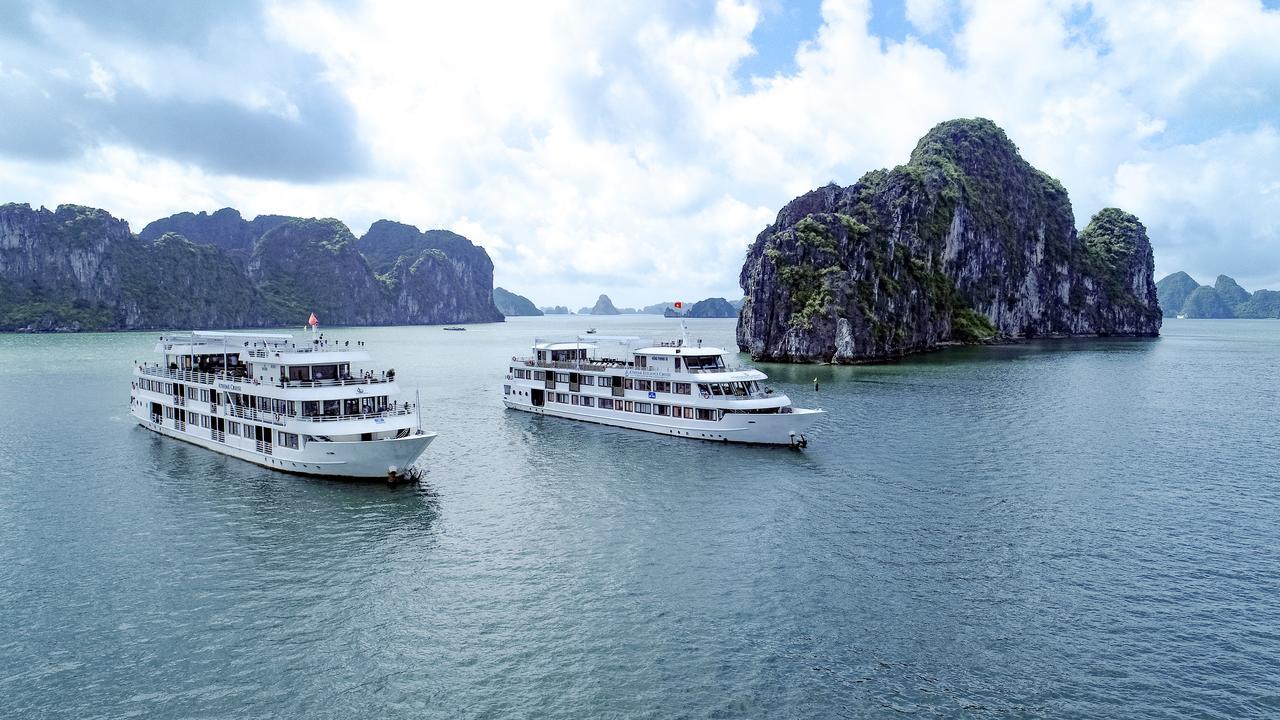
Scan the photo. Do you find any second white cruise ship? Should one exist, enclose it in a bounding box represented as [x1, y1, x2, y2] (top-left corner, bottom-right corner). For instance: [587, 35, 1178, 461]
[129, 331, 436, 478]
[503, 333, 822, 446]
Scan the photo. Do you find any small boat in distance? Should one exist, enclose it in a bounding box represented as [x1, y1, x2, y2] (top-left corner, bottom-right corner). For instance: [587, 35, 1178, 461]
[585, 328, 597, 334]
[443, 326, 467, 331]
[129, 331, 436, 479]
[502, 332, 822, 447]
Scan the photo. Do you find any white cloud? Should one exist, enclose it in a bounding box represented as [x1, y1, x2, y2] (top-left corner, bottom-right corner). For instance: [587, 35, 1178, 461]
[904, 0, 950, 35]
[3, 0, 1280, 305]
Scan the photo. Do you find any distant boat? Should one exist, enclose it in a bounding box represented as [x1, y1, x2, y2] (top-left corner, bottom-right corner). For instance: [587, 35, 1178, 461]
[443, 326, 466, 331]
[1176, 314, 1187, 319]
[585, 328, 597, 334]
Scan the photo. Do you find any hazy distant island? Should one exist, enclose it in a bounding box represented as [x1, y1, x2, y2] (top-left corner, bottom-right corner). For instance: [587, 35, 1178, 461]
[493, 287, 543, 316]
[1156, 272, 1280, 318]
[0, 204, 503, 331]
[737, 118, 1162, 363]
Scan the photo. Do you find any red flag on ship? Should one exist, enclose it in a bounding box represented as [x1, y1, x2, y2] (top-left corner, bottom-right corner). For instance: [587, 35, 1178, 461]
[308, 312, 318, 327]
[673, 301, 682, 309]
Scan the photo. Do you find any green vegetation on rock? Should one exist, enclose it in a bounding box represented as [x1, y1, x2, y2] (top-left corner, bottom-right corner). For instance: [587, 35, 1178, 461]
[737, 118, 1161, 363]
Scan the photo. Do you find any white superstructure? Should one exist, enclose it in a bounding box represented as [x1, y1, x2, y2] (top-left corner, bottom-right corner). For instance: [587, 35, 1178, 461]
[502, 335, 822, 446]
[129, 331, 436, 478]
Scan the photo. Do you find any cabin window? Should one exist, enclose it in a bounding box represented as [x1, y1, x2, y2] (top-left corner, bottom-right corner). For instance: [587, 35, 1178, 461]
[624, 401, 633, 412]
[623, 379, 633, 390]
[302, 401, 320, 416]
[599, 398, 614, 410]
[273, 399, 289, 415]
[279, 432, 300, 450]
[683, 407, 695, 419]
[675, 383, 691, 395]
[504, 385, 511, 395]
[673, 357, 681, 371]
[637, 355, 647, 368]
[200, 414, 211, 428]
[580, 375, 594, 386]
[323, 399, 341, 416]
[634, 380, 652, 391]
[533, 370, 545, 381]
[242, 424, 255, 438]
[571, 395, 580, 405]
[344, 398, 360, 415]
[636, 402, 651, 414]
[229, 421, 240, 435]
[655, 381, 671, 393]
[697, 408, 716, 421]
[312, 364, 337, 381]
[556, 393, 569, 403]
[288, 366, 312, 381]
[655, 404, 670, 417]
[581, 396, 595, 407]
[698, 384, 711, 397]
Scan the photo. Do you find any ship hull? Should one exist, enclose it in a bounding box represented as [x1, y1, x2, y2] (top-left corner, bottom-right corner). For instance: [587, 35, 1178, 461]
[131, 408, 435, 479]
[502, 396, 822, 445]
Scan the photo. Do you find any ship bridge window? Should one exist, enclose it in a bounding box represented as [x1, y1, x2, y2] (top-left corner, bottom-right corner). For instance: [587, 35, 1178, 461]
[684, 355, 725, 371]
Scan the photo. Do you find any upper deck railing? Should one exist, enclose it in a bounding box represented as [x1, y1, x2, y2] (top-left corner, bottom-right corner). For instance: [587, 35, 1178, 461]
[511, 357, 748, 374]
[138, 364, 393, 389]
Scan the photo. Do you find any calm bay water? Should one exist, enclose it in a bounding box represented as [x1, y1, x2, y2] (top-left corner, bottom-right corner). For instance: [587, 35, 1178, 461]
[1, 317, 1278, 718]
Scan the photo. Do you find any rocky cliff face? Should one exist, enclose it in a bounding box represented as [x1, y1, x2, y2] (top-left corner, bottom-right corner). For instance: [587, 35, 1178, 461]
[737, 118, 1162, 363]
[0, 203, 505, 330]
[0, 204, 272, 330]
[140, 208, 293, 262]
[357, 221, 504, 324]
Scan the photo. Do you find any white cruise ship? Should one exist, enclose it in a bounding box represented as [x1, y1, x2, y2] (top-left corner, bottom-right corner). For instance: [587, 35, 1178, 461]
[503, 334, 823, 446]
[129, 331, 436, 478]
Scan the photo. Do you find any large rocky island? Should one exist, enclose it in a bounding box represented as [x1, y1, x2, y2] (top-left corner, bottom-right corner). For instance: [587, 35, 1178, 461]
[737, 118, 1162, 363]
[0, 204, 503, 331]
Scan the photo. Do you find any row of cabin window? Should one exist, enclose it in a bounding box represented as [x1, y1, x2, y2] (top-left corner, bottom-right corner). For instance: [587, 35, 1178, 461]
[148, 381, 389, 419]
[139, 379, 174, 394]
[512, 369, 695, 394]
[156, 408, 300, 449]
[547, 393, 721, 420]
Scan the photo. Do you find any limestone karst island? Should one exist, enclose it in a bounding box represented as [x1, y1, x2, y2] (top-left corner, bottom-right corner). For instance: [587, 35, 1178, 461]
[737, 118, 1162, 363]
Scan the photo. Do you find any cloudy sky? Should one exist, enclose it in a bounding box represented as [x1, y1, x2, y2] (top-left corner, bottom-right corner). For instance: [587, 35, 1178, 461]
[1, 0, 1278, 307]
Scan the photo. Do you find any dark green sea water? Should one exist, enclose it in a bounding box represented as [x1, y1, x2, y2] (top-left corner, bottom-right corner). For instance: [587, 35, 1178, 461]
[1, 317, 1277, 718]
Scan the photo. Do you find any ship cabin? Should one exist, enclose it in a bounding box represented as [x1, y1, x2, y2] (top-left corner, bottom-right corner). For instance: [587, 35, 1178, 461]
[136, 331, 407, 429]
[508, 337, 776, 413]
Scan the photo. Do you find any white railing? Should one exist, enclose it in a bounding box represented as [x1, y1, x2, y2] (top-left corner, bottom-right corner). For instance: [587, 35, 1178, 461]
[245, 344, 364, 358]
[511, 356, 746, 374]
[221, 403, 414, 426]
[139, 364, 393, 388]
